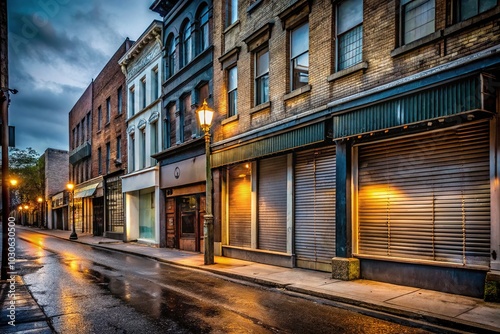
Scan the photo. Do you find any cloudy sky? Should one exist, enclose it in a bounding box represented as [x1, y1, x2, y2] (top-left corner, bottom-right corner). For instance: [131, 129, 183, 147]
[7, 1, 160, 155]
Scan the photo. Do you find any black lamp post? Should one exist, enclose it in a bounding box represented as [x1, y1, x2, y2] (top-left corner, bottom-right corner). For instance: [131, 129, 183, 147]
[196, 99, 215, 265]
[67, 183, 77, 240]
[1, 87, 17, 280]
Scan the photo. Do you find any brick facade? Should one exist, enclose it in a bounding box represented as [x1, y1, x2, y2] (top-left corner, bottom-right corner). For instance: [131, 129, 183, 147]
[92, 39, 132, 178]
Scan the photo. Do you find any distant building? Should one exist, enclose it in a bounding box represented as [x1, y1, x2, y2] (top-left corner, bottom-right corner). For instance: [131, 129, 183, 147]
[43, 148, 69, 230]
[119, 20, 163, 246]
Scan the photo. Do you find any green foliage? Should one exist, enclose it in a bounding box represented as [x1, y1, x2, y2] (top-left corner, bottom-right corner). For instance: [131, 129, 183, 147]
[8, 147, 45, 207]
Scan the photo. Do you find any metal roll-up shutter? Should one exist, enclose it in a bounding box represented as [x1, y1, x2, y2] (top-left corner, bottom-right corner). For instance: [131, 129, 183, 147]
[295, 147, 336, 271]
[357, 121, 490, 267]
[228, 163, 252, 247]
[258, 155, 288, 252]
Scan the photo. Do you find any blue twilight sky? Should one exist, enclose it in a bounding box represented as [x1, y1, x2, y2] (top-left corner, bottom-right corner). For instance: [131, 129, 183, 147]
[7, 0, 159, 155]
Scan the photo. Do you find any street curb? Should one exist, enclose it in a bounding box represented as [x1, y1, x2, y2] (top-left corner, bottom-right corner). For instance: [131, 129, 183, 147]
[18, 228, 500, 334]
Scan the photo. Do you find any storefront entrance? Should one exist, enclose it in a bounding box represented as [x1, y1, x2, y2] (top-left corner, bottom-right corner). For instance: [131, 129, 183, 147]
[166, 194, 205, 252]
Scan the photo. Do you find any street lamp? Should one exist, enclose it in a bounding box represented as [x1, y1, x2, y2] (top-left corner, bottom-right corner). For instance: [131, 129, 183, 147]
[67, 183, 78, 240]
[37, 197, 43, 228]
[196, 99, 215, 265]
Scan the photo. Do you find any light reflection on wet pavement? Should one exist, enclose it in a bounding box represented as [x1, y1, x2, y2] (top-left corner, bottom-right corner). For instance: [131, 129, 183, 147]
[17, 229, 431, 334]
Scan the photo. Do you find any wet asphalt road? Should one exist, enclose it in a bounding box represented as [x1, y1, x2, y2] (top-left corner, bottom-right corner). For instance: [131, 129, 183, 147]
[16, 229, 432, 334]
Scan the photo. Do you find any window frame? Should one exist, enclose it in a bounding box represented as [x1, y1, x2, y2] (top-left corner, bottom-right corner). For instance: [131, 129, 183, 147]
[166, 34, 176, 79]
[400, 0, 436, 45]
[227, 66, 238, 117]
[227, 0, 238, 27]
[97, 106, 102, 130]
[254, 47, 270, 106]
[129, 86, 135, 117]
[106, 97, 111, 124]
[290, 21, 309, 91]
[455, 0, 498, 22]
[182, 21, 193, 66]
[198, 4, 210, 53]
[335, 0, 364, 72]
[117, 86, 123, 115]
[140, 77, 147, 110]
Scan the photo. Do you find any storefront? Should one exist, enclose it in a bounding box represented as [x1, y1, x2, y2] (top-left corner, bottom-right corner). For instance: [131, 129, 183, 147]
[331, 72, 498, 297]
[104, 173, 125, 240]
[160, 153, 206, 252]
[73, 178, 102, 235]
[122, 166, 160, 245]
[213, 121, 330, 267]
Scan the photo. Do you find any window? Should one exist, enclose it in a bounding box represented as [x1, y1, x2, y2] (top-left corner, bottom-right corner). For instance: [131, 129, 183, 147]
[129, 86, 135, 116]
[198, 4, 210, 53]
[140, 77, 147, 109]
[181, 94, 191, 141]
[228, 66, 238, 117]
[150, 121, 158, 165]
[86, 112, 91, 139]
[72, 128, 76, 149]
[129, 134, 135, 172]
[227, 0, 238, 27]
[97, 106, 102, 130]
[140, 129, 146, 169]
[106, 97, 111, 123]
[116, 136, 122, 161]
[106, 176, 124, 233]
[152, 68, 159, 101]
[166, 34, 176, 78]
[456, 0, 497, 21]
[401, 0, 435, 45]
[255, 48, 269, 105]
[182, 21, 193, 66]
[81, 120, 85, 143]
[106, 142, 110, 174]
[98, 147, 102, 175]
[76, 124, 80, 146]
[290, 22, 309, 90]
[117, 86, 122, 114]
[167, 103, 176, 147]
[336, 0, 363, 71]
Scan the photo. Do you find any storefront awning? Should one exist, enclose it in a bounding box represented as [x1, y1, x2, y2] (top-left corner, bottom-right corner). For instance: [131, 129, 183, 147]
[74, 183, 99, 199]
[332, 74, 495, 139]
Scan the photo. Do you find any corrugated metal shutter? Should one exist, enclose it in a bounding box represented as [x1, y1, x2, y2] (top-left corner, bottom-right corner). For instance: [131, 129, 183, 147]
[258, 156, 288, 252]
[228, 163, 252, 247]
[295, 147, 336, 271]
[357, 121, 490, 267]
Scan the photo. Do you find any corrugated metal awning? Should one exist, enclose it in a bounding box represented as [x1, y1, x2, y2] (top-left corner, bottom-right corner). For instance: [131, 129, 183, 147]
[211, 121, 326, 168]
[74, 183, 99, 199]
[332, 74, 495, 139]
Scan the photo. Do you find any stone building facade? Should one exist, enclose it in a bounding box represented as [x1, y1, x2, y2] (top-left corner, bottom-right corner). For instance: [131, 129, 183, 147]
[119, 20, 163, 246]
[43, 148, 69, 230]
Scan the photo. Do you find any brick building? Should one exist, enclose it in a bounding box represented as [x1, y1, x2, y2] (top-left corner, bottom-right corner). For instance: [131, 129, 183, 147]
[69, 39, 132, 238]
[208, 0, 500, 299]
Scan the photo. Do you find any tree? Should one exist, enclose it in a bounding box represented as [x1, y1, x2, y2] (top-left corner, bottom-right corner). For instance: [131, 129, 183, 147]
[6, 147, 44, 210]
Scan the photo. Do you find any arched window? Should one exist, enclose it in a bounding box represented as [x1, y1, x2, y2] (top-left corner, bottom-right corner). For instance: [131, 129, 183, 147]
[182, 21, 192, 66]
[166, 34, 176, 78]
[197, 4, 209, 54]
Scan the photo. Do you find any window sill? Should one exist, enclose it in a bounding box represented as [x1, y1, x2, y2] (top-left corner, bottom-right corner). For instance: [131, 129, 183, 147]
[328, 62, 368, 82]
[222, 114, 239, 125]
[223, 20, 240, 35]
[247, 0, 263, 13]
[114, 113, 123, 119]
[284, 84, 311, 101]
[391, 30, 443, 57]
[444, 7, 500, 37]
[250, 101, 271, 114]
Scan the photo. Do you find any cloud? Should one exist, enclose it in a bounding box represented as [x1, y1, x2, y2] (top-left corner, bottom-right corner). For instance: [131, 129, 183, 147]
[7, 0, 158, 154]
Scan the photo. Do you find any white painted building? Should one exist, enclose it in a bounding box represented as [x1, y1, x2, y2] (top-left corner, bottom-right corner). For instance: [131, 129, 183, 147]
[119, 20, 163, 246]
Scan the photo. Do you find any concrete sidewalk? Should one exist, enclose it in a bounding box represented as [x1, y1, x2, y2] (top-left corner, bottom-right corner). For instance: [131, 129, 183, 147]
[16, 226, 500, 333]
